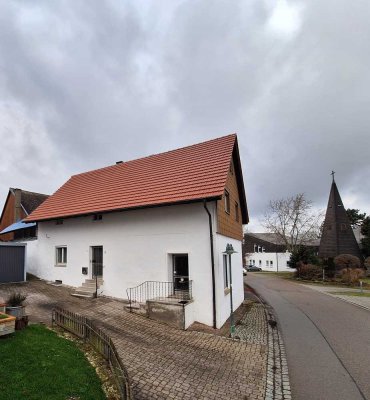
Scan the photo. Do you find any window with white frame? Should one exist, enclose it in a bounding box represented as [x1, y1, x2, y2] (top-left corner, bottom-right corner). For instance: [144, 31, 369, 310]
[259, 260, 262, 266]
[270, 261, 273, 266]
[223, 254, 229, 288]
[55, 247, 67, 266]
[266, 260, 269, 266]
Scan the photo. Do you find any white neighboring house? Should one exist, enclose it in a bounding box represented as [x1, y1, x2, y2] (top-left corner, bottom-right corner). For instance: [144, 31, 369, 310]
[245, 228, 364, 272]
[243, 233, 320, 272]
[25, 134, 249, 329]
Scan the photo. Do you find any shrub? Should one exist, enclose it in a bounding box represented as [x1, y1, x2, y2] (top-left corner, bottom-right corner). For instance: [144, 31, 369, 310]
[334, 254, 361, 270]
[339, 268, 365, 285]
[295, 263, 322, 280]
[364, 256, 370, 269]
[6, 292, 27, 307]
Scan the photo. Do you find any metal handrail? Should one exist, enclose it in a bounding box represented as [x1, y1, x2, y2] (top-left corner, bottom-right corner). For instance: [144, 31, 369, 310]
[126, 280, 192, 312]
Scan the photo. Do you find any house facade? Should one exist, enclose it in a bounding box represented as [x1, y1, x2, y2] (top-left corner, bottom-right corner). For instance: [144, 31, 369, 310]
[26, 134, 248, 329]
[0, 188, 49, 276]
[243, 233, 320, 272]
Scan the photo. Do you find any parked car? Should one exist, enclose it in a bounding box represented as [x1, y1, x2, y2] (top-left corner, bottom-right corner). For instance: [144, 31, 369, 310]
[246, 266, 262, 272]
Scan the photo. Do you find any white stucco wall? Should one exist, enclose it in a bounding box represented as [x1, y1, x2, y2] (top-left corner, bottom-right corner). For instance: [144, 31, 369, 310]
[24, 239, 40, 277]
[245, 251, 293, 272]
[215, 234, 244, 328]
[33, 202, 242, 328]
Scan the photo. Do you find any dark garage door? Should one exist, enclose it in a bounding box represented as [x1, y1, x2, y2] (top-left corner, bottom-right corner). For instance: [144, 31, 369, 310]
[0, 244, 25, 283]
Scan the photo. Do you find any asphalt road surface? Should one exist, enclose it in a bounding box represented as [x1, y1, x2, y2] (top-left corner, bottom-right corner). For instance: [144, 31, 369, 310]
[246, 273, 370, 400]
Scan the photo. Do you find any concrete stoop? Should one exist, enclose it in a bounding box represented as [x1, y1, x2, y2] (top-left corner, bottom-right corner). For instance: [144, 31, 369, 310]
[125, 299, 191, 329]
[71, 278, 103, 298]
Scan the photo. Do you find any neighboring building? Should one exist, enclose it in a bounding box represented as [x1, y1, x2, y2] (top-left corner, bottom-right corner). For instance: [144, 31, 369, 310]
[0, 188, 49, 241]
[319, 177, 363, 264]
[25, 134, 248, 329]
[243, 233, 320, 272]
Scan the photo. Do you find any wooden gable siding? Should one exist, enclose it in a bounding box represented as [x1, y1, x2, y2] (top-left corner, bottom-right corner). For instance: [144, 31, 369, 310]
[0, 192, 26, 241]
[216, 159, 243, 241]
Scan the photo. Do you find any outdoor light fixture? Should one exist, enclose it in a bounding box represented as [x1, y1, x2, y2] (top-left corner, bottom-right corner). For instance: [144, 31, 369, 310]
[223, 243, 237, 337]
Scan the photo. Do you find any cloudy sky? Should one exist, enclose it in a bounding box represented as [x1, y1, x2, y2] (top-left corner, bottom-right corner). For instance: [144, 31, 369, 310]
[1, 0, 369, 230]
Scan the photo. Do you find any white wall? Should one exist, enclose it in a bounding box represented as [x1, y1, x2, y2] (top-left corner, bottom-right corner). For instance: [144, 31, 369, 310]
[24, 239, 39, 277]
[245, 251, 293, 272]
[34, 202, 242, 327]
[215, 234, 244, 328]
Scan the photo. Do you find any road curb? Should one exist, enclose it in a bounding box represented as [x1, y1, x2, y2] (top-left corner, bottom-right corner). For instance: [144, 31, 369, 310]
[246, 285, 292, 400]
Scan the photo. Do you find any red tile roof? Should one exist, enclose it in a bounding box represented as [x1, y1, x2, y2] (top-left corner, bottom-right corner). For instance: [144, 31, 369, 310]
[26, 134, 246, 222]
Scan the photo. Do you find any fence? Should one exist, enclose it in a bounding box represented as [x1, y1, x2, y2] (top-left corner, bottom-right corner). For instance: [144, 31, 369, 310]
[126, 280, 193, 311]
[52, 307, 132, 400]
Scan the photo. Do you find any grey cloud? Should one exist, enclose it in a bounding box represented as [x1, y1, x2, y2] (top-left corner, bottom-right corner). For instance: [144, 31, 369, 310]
[0, 0, 369, 226]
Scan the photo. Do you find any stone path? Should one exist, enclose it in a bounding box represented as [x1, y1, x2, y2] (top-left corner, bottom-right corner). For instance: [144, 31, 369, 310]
[0, 281, 267, 400]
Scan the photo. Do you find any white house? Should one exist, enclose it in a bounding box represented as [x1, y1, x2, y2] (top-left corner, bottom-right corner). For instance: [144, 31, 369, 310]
[243, 233, 320, 272]
[26, 134, 249, 329]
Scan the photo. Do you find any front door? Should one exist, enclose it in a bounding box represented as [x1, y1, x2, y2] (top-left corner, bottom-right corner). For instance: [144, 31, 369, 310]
[173, 254, 189, 292]
[91, 246, 103, 278]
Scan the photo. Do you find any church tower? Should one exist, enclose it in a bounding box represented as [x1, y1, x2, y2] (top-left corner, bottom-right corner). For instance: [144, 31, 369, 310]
[318, 173, 362, 262]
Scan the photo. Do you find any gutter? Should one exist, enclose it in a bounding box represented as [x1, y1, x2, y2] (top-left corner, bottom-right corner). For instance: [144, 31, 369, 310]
[203, 200, 217, 329]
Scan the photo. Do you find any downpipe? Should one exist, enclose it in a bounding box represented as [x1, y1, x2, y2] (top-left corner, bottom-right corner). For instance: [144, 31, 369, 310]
[203, 200, 217, 329]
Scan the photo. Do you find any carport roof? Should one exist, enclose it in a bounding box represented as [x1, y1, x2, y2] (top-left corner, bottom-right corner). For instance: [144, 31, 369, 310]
[0, 220, 36, 235]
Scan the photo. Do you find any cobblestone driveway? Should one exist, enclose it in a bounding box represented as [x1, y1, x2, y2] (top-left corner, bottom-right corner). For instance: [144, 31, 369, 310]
[0, 281, 267, 400]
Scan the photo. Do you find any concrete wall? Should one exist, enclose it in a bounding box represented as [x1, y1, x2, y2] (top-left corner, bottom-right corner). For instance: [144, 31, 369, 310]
[33, 202, 243, 328]
[245, 251, 292, 272]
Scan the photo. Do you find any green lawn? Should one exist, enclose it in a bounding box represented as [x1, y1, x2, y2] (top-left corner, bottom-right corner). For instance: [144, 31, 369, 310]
[0, 324, 106, 400]
[330, 291, 370, 297]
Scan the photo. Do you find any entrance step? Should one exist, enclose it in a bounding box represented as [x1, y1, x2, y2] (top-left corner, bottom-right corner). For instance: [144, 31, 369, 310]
[71, 278, 104, 298]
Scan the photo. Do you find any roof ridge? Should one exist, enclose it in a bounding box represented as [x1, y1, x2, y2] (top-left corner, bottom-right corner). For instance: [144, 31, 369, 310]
[72, 133, 237, 178]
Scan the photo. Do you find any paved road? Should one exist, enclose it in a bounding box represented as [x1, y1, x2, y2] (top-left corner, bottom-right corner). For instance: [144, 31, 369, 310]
[246, 273, 370, 400]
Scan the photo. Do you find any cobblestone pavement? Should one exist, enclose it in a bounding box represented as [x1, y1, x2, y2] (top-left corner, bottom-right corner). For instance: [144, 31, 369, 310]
[0, 281, 267, 400]
[235, 302, 267, 345]
[304, 284, 370, 311]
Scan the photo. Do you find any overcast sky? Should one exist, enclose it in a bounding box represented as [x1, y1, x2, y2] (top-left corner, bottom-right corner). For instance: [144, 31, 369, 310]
[1, 0, 369, 230]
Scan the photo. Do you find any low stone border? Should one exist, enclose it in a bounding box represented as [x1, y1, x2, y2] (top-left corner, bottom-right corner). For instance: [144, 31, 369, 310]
[264, 304, 291, 400]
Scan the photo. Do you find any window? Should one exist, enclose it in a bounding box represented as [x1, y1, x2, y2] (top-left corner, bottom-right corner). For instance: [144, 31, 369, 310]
[56, 219, 63, 225]
[270, 261, 273, 266]
[235, 202, 239, 222]
[93, 214, 102, 221]
[223, 254, 229, 288]
[259, 260, 262, 266]
[254, 244, 257, 253]
[56, 247, 67, 265]
[266, 260, 269, 266]
[224, 190, 230, 214]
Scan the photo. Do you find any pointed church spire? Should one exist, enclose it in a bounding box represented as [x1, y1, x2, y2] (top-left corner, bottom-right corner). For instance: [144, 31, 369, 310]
[319, 176, 362, 262]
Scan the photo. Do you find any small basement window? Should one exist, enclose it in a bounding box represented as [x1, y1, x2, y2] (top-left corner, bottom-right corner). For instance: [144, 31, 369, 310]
[93, 214, 102, 221]
[224, 190, 230, 214]
[56, 247, 67, 266]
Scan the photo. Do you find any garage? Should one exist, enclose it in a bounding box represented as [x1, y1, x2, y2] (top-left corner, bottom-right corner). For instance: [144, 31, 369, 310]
[0, 243, 26, 283]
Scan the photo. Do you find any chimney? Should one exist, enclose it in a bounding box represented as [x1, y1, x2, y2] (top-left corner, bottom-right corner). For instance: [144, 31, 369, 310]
[14, 189, 22, 222]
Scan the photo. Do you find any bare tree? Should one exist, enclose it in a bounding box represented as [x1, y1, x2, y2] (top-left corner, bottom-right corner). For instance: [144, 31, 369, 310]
[262, 193, 323, 253]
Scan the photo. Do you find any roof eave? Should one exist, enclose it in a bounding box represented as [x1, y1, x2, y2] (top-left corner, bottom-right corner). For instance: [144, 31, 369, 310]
[26, 195, 222, 223]
[232, 137, 249, 224]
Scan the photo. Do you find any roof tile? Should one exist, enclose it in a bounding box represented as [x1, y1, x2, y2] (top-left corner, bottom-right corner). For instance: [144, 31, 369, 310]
[26, 134, 237, 221]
